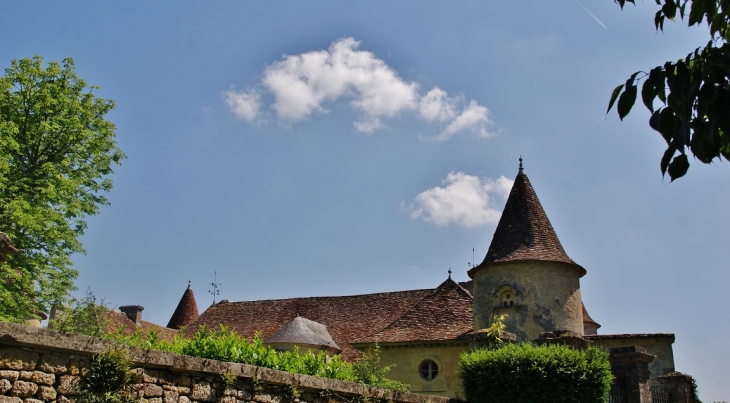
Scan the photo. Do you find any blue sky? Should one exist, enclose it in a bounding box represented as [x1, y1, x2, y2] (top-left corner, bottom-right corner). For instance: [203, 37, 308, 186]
[3, 1, 728, 400]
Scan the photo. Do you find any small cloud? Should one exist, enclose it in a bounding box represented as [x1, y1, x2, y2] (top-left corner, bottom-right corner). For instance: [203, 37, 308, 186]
[407, 265, 421, 273]
[407, 172, 513, 228]
[224, 89, 260, 121]
[225, 37, 493, 137]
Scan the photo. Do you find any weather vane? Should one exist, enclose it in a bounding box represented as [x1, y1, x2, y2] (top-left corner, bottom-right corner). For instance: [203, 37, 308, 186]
[468, 247, 475, 269]
[209, 271, 221, 304]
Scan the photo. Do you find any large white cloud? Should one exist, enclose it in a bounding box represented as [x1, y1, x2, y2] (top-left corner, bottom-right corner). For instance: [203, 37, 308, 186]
[226, 38, 493, 138]
[407, 172, 513, 227]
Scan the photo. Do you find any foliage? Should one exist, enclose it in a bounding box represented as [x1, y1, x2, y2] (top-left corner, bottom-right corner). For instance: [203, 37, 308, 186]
[47, 289, 111, 337]
[78, 348, 141, 403]
[352, 345, 409, 392]
[689, 374, 703, 403]
[459, 343, 613, 403]
[608, 0, 730, 181]
[0, 56, 125, 321]
[108, 325, 407, 390]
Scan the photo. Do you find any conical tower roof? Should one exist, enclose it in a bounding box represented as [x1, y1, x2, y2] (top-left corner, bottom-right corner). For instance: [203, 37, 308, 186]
[167, 283, 200, 330]
[469, 159, 584, 277]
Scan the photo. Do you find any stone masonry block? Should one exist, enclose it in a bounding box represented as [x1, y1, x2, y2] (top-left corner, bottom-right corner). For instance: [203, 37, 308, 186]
[178, 396, 190, 403]
[0, 379, 11, 394]
[0, 396, 22, 403]
[143, 383, 164, 397]
[9, 380, 37, 398]
[0, 370, 19, 381]
[30, 371, 54, 385]
[38, 354, 68, 374]
[191, 380, 216, 402]
[163, 389, 179, 403]
[37, 385, 57, 401]
[18, 372, 32, 381]
[22, 399, 43, 403]
[57, 375, 81, 395]
[0, 348, 38, 371]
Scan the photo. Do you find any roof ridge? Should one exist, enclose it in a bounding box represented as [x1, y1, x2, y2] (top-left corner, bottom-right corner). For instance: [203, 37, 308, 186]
[220, 288, 436, 305]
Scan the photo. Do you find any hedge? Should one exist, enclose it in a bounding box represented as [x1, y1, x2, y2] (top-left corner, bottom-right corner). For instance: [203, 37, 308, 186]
[459, 343, 613, 403]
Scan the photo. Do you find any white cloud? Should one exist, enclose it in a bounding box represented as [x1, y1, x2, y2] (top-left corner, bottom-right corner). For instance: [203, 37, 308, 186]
[407, 172, 513, 228]
[225, 89, 260, 122]
[225, 37, 494, 137]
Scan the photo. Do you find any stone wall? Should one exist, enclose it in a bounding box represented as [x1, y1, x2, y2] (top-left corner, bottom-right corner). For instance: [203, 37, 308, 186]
[0, 323, 460, 403]
[586, 334, 675, 385]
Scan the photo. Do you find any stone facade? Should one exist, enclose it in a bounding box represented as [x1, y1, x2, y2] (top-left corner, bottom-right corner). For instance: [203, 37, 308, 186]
[0, 323, 459, 403]
[471, 261, 584, 341]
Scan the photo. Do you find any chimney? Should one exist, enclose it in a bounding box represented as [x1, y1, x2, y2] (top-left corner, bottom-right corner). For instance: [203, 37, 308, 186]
[119, 305, 144, 326]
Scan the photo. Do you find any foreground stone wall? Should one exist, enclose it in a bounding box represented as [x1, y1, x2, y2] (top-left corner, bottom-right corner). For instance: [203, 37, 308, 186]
[0, 323, 460, 403]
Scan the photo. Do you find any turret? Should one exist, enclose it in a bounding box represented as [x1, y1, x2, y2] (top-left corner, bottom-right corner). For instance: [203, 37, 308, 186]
[468, 159, 586, 341]
[167, 282, 200, 330]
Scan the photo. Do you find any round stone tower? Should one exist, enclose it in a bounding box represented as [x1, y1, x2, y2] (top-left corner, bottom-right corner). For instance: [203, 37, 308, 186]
[468, 160, 586, 342]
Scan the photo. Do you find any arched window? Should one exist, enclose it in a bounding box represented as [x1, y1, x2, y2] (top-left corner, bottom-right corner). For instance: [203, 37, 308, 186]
[499, 286, 516, 307]
[419, 360, 439, 381]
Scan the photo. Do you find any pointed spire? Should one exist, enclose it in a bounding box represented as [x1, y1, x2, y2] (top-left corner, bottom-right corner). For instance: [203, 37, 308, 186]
[470, 159, 585, 276]
[167, 283, 200, 330]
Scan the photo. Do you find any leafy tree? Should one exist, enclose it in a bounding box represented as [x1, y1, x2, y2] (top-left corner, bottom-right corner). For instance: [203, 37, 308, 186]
[48, 289, 111, 337]
[0, 56, 125, 322]
[608, 0, 730, 181]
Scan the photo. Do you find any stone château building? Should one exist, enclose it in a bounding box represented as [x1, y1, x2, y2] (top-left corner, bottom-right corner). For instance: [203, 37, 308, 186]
[161, 160, 677, 398]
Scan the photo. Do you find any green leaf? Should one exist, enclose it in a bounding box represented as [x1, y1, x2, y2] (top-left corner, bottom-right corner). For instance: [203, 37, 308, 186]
[607, 84, 624, 114]
[641, 77, 656, 112]
[688, 0, 707, 25]
[660, 144, 677, 175]
[667, 154, 690, 181]
[617, 81, 638, 120]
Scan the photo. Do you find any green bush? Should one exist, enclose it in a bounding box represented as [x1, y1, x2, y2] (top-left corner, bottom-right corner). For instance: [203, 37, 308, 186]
[108, 325, 408, 391]
[78, 349, 140, 403]
[459, 343, 613, 403]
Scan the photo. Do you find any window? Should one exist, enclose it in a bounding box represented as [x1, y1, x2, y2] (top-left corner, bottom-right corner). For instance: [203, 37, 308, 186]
[499, 286, 516, 307]
[419, 360, 439, 381]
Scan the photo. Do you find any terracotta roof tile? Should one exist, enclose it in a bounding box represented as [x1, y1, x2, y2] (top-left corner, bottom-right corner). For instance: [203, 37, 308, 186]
[185, 288, 434, 361]
[107, 310, 178, 340]
[352, 279, 473, 344]
[470, 168, 585, 276]
[167, 285, 200, 330]
[582, 302, 600, 327]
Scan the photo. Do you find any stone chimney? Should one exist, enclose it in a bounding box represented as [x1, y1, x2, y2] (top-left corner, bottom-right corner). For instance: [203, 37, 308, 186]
[119, 305, 144, 326]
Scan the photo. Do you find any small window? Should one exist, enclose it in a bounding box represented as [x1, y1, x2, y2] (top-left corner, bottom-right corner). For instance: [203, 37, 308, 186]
[419, 360, 439, 381]
[499, 287, 516, 307]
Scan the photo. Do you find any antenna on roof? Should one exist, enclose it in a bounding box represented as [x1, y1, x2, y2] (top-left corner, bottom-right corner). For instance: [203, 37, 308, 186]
[468, 247, 475, 269]
[209, 271, 221, 304]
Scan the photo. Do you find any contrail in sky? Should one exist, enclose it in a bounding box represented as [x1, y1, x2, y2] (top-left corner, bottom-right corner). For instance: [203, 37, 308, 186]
[574, 0, 607, 28]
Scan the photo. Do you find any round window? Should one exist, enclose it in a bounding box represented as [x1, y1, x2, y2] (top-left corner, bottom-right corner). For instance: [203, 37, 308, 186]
[419, 360, 439, 381]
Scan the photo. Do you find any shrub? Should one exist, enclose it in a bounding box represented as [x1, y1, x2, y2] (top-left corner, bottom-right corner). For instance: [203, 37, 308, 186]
[459, 343, 613, 403]
[78, 348, 140, 403]
[108, 325, 408, 390]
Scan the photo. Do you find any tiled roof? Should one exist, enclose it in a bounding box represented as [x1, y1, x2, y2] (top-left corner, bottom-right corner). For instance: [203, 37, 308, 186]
[185, 288, 434, 360]
[582, 302, 600, 327]
[264, 316, 341, 352]
[167, 285, 200, 330]
[352, 278, 473, 344]
[470, 168, 585, 276]
[107, 310, 178, 340]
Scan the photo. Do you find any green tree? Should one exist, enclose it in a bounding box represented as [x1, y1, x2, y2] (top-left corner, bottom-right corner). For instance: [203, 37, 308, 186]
[608, 0, 730, 181]
[0, 56, 125, 323]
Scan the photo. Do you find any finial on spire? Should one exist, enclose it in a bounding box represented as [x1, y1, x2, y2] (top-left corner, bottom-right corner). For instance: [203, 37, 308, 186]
[188, 279, 191, 288]
[448, 268, 452, 279]
[519, 156, 524, 174]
